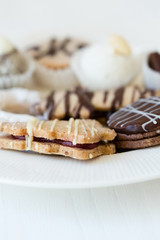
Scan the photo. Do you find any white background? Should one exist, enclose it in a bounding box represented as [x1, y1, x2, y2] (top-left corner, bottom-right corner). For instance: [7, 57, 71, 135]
[1, 0, 160, 47]
[1, 0, 160, 239]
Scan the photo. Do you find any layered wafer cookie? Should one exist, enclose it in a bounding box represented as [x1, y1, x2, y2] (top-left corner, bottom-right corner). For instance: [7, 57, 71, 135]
[32, 86, 160, 120]
[0, 118, 116, 160]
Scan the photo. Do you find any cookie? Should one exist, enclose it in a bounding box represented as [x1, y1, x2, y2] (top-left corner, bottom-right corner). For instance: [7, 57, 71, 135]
[108, 96, 160, 149]
[32, 86, 160, 120]
[27, 38, 88, 70]
[0, 88, 42, 114]
[0, 118, 116, 160]
[115, 135, 160, 149]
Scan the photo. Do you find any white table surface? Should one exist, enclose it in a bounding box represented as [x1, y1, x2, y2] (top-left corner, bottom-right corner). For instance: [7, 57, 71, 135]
[1, 0, 160, 239]
[0, 180, 160, 240]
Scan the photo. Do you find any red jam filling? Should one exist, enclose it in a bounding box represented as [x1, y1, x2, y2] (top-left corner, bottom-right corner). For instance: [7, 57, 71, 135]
[11, 135, 102, 150]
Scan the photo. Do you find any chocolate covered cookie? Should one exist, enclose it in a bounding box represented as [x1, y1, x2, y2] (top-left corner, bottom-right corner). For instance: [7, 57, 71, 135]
[108, 96, 160, 149]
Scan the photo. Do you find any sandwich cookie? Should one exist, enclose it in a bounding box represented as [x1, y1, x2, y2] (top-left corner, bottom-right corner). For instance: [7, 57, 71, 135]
[0, 117, 116, 160]
[108, 96, 160, 149]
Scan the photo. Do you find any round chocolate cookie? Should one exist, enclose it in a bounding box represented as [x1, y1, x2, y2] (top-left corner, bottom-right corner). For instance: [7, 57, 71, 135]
[115, 135, 160, 149]
[108, 96, 160, 149]
[108, 96, 160, 134]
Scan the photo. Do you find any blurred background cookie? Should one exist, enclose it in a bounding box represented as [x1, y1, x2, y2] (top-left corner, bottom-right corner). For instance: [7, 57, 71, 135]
[26, 37, 88, 89]
[0, 37, 35, 89]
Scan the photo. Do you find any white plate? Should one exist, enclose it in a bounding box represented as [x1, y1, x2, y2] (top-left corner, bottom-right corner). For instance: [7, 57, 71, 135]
[0, 45, 159, 189]
[1, 146, 160, 188]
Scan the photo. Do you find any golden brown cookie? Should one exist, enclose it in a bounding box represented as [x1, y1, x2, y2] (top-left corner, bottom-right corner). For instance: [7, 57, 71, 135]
[32, 86, 160, 120]
[0, 136, 115, 160]
[0, 88, 42, 114]
[0, 118, 116, 160]
[27, 38, 88, 70]
[115, 135, 160, 149]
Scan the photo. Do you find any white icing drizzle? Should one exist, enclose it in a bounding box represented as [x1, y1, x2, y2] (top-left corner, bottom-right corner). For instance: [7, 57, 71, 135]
[67, 118, 74, 134]
[11, 122, 17, 130]
[34, 120, 40, 131]
[91, 120, 98, 137]
[109, 97, 160, 132]
[82, 119, 90, 132]
[10, 141, 13, 148]
[50, 119, 58, 132]
[26, 118, 37, 150]
[81, 120, 87, 136]
[35, 143, 39, 151]
[82, 119, 94, 138]
[38, 121, 44, 130]
[73, 119, 79, 145]
[89, 153, 93, 159]
[0, 122, 2, 130]
[112, 97, 157, 126]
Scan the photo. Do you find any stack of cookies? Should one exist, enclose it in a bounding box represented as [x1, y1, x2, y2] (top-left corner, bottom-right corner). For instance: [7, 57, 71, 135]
[108, 97, 160, 150]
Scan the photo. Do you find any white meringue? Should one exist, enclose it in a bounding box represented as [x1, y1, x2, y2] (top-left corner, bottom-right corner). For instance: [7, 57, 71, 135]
[72, 35, 140, 91]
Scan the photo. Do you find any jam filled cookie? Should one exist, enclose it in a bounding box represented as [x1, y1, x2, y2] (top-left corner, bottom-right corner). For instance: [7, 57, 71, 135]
[0, 118, 116, 160]
[108, 96, 160, 149]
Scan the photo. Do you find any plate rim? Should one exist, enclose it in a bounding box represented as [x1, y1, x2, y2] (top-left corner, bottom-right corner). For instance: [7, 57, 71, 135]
[0, 170, 160, 189]
[0, 147, 160, 189]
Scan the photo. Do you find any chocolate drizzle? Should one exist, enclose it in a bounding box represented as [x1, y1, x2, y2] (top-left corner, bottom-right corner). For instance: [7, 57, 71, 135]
[111, 87, 124, 110]
[141, 89, 155, 98]
[108, 96, 160, 134]
[43, 91, 55, 120]
[74, 88, 94, 118]
[64, 91, 70, 118]
[77, 43, 88, 49]
[27, 38, 88, 59]
[47, 38, 71, 56]
[60, 38, 71, 55]
[42, 88, 94, 120]
[27, 46, 40, 51]
[33, 86, 160, 121]
[103, 91, 108, 103]
[47, 39, 57, 55]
